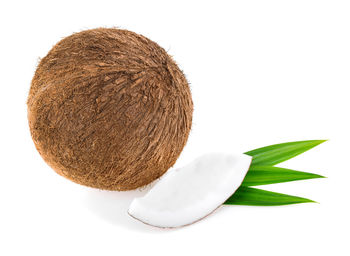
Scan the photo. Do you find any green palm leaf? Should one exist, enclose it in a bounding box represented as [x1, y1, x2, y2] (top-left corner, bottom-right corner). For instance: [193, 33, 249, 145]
[245, 140, 326, 166]
[224, 186, 315, 206]
[242, 166, 325, 186]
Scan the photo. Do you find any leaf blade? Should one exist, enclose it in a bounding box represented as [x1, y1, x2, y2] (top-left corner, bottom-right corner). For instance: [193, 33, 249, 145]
[245, 140, 327, 166]
[241, 166, 325, 186]
[224, 186, 316, 206]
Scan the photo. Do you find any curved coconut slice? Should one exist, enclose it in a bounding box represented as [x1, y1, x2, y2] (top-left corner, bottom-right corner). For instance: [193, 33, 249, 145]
[128, 153, 252, 228]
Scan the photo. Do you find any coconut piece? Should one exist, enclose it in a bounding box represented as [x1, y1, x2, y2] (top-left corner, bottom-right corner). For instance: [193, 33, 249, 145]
[128, 153, 252, 228]
[27, 28, 193, 191]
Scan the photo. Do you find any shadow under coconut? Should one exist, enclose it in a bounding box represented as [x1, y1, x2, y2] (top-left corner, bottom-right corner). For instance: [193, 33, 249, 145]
[84, 186, 175, 233]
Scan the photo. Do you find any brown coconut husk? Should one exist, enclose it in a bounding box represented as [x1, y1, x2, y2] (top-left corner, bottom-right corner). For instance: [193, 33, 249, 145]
[27, 28, 193, 191]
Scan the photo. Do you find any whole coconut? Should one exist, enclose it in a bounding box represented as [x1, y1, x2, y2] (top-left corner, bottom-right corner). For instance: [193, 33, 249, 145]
[27, 28, 193, 191]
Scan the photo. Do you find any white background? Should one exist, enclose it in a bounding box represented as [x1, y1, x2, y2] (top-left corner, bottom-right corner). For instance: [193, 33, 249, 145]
[1, 0, 349, 255]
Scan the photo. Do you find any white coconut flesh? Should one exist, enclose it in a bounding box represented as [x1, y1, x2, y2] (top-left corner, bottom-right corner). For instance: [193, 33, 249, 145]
[128, 153, 252, 228]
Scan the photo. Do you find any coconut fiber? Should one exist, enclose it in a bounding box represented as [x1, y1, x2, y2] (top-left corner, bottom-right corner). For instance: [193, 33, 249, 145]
[27, 28, 193, 190]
